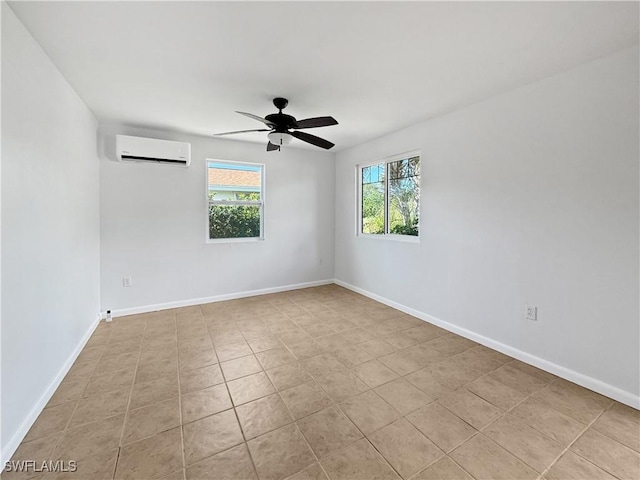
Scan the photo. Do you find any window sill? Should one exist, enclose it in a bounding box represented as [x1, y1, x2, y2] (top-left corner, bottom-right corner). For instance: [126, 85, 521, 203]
[357, 233, 420, 243]
[206, 237, 265, 244]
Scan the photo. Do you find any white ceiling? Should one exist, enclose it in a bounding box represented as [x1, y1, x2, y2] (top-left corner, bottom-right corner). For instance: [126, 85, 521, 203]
[8, 1, 639, 151]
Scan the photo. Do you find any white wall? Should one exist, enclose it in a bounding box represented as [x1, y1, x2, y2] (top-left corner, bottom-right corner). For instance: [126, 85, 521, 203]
[1, 4, 101, 460]
[99, 126, 335, 313]
[335, 47, 639, 405]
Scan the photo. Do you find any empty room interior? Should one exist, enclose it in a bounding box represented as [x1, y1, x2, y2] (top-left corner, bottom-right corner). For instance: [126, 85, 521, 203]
[1, 1, 639, 479]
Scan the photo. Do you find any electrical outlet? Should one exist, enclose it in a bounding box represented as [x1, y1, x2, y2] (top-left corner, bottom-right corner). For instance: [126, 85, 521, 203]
[122, 277, 132, 287]
[525, 305, 538, 321]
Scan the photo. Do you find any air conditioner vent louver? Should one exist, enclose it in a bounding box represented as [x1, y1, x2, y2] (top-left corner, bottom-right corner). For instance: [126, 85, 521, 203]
[116, 135, 191, 166]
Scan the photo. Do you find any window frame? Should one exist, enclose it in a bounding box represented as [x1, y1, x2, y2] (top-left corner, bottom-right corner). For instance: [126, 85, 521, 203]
[205, 159, 265, 244]
[356, 150, 421, 243]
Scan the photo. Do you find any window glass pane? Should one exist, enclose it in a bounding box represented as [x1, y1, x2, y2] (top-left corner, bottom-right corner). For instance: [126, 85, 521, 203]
[388, 156, 420, 236]
[208, 162, 261, 201]
[209, 204, 261, 239]
[361, 164, 385, 234]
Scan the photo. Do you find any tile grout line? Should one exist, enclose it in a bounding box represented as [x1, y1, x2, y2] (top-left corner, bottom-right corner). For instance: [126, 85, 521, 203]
[114, 318, 146, 479]
[538, 402, 617, 480]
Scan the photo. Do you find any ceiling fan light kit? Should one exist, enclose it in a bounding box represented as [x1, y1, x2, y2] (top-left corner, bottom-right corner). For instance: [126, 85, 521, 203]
[214, 97, 338, 151]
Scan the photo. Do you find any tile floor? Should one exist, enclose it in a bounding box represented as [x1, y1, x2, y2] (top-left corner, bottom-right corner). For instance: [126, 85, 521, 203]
[4, 285, 639, 480]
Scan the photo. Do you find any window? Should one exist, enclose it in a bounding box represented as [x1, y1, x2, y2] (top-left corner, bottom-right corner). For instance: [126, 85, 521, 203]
[207, 160, 264, 241]
[358, 152, 420, 238]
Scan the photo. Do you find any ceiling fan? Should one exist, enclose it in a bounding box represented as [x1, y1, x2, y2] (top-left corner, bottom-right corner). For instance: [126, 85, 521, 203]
[214, 98, 338, 151]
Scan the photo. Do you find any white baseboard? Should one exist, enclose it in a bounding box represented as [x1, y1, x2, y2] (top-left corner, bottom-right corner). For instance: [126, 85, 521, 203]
[334, 279, 640, 409]
[1, 317, 100, 465]
[103, 279, 335, 319]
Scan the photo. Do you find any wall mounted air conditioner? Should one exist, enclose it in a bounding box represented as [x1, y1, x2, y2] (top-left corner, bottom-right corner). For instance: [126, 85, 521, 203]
[116, 135, 191, 166]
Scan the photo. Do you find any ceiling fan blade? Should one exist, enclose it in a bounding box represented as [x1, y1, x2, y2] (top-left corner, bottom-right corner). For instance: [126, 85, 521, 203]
[236, 111, 277, 127]
[266, 142, 280, 152]
[214, 129, 270, 136]
[293, 116, 338, 129]
[291, 131, 335, 150]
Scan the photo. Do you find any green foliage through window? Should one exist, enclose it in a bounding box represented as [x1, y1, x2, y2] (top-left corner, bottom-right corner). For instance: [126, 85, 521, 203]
[208, 161, 263, 240]
[209, 205, 261, 239]
[359, 155, 420, 237]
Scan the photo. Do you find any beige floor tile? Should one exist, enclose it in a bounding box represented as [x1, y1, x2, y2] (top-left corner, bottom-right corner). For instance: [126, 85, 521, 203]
[115, 427, 183, 480]
[571, 428, 640, 480]
[84, 368, 135, 397]
[486, 364, 549, 395]
[426, 334, 476, 356]
[68, 386, 130, 428]
[384, 332, 419, 349]
[286, 339, 326, 359]
[236, 393, 293, 439]
[507, 360, 557, 383]
[412, 456, 473, 480]
[129, 373, 179, 410]
[300, 353, 345, 377]
[532, 380, 613, 424]
[3, 435, 60, 480]
[183, 409, 244, 465]
[451, 434, 538, 480]
[358, 339, 397, 358]
[181, 383, 232, 423]
[483, 414, 564, 473]
[466, 374, 526, 411]
[159, 468, 185, 480]
[509, 397, 586, 446]
[377, 352, 422, 376]
[402, 344, 447, 366]
[47, 380, 88, 407]
[280, 380, 333, 420]
[53, 414, 125, 462]
[246, 335, 284, 354]
[217, 341, 253, 362]
[256, 347, 298, 370]
[320, 438, 400, 480]
[438, 389, 502, 429]
[179, 363, 224, 394]
[139, 346, 178, 365]
[313, 369, 369, 402]
[221, 355, 263, 381]
[122, 397, 181, 445]
[545, 451, 616, 480]
[374, 378, 433, 415]
[592, 403, 640, 452]
[94, 351, 139, 375]
[228, 371, 276, 406]
[23, 401, 77, 442]
[405, 368, 453, 400]
[286, 463, 329, 480]
[54, 448, 118, 480]
[266, 363, 313, 391]
[76, 345, 107, 364]
[136, 358, 179, 384]
[427, 359, 483, 389]
[185, 443, 257, 480]
[297, 405, 363, 458]
[19, 287, 630, 480]
[351, 360, 399, 388]
[179, 348, 218, 371]
[369, 418, 443, 479]
[247, 424, 316, 480]
[279, 329, 313, 346]
[303, 323, 335, 338]
[339, 390, 401, 435]
[406, 403, 476, 453]
[341, 328, 375, 344]
[331, 346, 373, 368]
